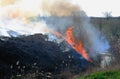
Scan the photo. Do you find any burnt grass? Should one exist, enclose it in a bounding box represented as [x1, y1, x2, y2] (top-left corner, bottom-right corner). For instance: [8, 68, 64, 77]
[0, 17, 120, 79]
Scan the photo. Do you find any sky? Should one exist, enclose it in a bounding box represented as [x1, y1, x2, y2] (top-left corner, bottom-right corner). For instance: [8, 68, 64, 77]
[72, 0, 120, 17]
[0, 0, 120, 17]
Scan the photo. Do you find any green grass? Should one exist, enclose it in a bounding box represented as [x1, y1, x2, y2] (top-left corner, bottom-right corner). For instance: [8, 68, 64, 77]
[75, 70, 120, 79]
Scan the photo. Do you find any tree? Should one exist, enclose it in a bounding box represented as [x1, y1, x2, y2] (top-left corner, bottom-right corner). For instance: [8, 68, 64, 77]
[103, 11, 112, 19]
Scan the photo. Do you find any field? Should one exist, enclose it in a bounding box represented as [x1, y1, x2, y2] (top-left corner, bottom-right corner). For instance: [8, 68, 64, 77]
[75, 70, 120, 79]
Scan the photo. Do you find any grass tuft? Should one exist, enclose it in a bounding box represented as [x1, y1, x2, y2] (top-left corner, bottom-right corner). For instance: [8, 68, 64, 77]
[75, 70, 120, 79]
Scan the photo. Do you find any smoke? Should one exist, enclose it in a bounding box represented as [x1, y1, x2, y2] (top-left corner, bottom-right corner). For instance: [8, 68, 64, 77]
[0, 0, 51, 36]
[40, 0, 110, 60]
[41, 0, 80, 16]
[0, 0, 110, 60]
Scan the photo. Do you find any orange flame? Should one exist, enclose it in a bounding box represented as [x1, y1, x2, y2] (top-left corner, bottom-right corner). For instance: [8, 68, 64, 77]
[53, 26, 93, 62]
[65, 26, 92, 62]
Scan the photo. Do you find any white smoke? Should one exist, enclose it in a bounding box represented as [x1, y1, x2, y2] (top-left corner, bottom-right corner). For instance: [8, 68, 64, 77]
[0, 0, 51, 37]
[0, 16, 50, 37]
[39, 0, 110, 60]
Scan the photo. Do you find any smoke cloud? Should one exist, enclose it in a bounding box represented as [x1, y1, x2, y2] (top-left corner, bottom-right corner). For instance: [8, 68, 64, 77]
[40, 0, 110, 60]
[41, 0, 80, 16]
[0, 0, 51, 36]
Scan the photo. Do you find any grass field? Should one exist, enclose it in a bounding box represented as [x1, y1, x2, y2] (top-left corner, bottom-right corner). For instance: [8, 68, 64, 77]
[75, 69, 120, 79]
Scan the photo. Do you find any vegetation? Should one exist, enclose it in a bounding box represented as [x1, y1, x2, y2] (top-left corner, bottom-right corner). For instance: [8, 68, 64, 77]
[75, 70, 120, 79]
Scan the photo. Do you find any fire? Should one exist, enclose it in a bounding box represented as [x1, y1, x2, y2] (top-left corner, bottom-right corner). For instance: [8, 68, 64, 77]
[53, 26, 93, 62]
[65, 26, 92, 62]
